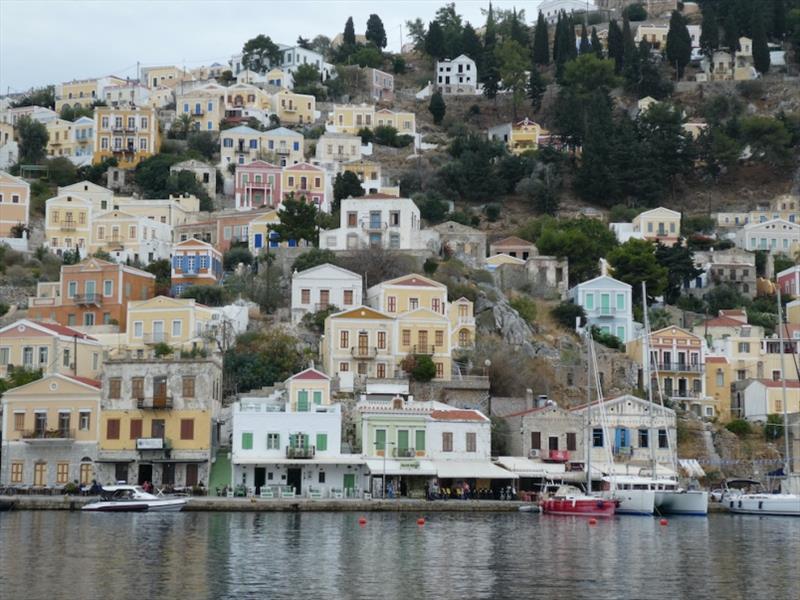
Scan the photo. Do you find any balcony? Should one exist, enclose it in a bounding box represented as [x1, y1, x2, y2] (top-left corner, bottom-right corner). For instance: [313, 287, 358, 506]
[275, 147, 291, 155]
[137, 396, 173, 410]
[72, 293, 101, 306]
[283, 105, 297, 113]
[364, 221, 388, 232]
[613, 446, 633, 461]
[60, 222, 77, 231]
[143, 332, 169, 345]
[22, 429, 75, 443]
[545, 449, 570, 463]
[102, 237, 123, 248]
[236, 146, 252, 154]
[286, 445, 315, 459]
[668, 390, 705, 400]
[191, 109, 205, 116]
[411, 344, 438, 355]
[112, 146, 136, 154]
[456, 315, 475, 326]
[393, 447, 416, 458]
[593, 307, 618, 317]
[651, 362, 703, 373]
[351, 346, 378, 359]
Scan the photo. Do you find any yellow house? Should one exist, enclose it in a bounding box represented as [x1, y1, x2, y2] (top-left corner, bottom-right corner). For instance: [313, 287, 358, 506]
[125, 296, 216, 353]
[449, 297, 476, 350]
[395, 308, 453, 379]
[45, 118, 76, 158]
[271, 89, 316, 125]
[89, 209, 172, 264]
[140, 66, 191, 89]
[0, 170, 30, 238]
[375, 108, 416, 136]
[282, 162, 328, 208]
[176, 83, 226, 132]
[225, 83, 271, 110]
[148, 86, 175, 109]
[93, 106, 160, 169]
[633, 207, 682, 245]
[55, 76, 126, 112]
[0, 319, 103, 380]
[263, 127, 305, 166]
[705, 356, 733, 422]
[343, 158, 381, 188]
[509, 118, 542, 154]
[96, 355, 222, 487]
[485, 253, 526, 268]
[285, 367, 332, 411]
[57, 180, 113, 211]
[45, 193, 93, 256]
[0, 373, 101, 487]
[330, 103, 377, 134]
[247, 209, 280, 254]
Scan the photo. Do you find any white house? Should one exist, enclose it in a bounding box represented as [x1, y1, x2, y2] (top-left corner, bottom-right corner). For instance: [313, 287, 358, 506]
[230, 45, 334, 79]
[291, 263, 363, 324]
[569, 274, 635, 343]
[734, 379, 800, 422]
[231, 368, 368, 498]
[319, 194, 439, 252]
[735, 218, 800, 255]
[539, 0, 598, 24]
[436, 55, 478, 95]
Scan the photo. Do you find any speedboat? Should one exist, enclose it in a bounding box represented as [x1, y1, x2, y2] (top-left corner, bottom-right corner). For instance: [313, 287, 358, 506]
[541, 485, 618, 517]
[82, 485, 187, 512]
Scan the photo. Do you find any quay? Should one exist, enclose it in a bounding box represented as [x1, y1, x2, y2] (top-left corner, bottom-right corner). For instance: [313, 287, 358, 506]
[0, 495, 731, 513]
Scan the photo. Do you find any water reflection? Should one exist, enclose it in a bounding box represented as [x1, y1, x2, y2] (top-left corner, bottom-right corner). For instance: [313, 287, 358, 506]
[0, 512, 798, 600]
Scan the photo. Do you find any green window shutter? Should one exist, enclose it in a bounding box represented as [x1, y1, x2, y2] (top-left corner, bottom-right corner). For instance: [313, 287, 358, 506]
[303, 434, 310, 448]
[316, 433, 327, 451]
[415, 430, 426, 452]
[289, 434, 296, 449]
[313, 390, 322, 405]
[397, 430, 409, 450]
[242, 432, 253, 450]
[297, 391, 309, 412]
[375, 429, 386, 451]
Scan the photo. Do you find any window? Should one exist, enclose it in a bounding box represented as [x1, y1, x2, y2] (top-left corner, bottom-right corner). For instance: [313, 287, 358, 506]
[84, 313, 95, 326]
[10, 462, 23, 483]
[616, 294, 625, 310]
[182, 376, 196, 398]
[377, 331, 386, 349]
[0, 347, 8, 365]
[38, 346, 48, 366]
[738, 342, 750, 353]
[566, 432, 577, 451]
[340, 330, 349, 348]
[343, 290, 353, 305]
[442, 432, 453, 452]
[375, 429, 386, 453]
[267, 433, 280, 449]
[13, 412, 24, 431]
[172, 320, 182, 337]
[592, 428, 604, 448]
[435, 362, 444, 378]
[435, 330, 444, 346]
[131, 377, 144, 400]
[63, 348, 71, 368]
[316, 433, 328, 451]
[585, 293, 594, 310]
[313, 391, 322, 405]
[68, 281, 77, 297]
[339, 362, 349, 372]
[301, 289, 310, 304]
[432, 298, 441, 313]
[107, 418, 120, 440]
[658, 429, 669, 448]
[180, 419, 194, 440]
[56, 462, 70, 484]
[108, 378, 121, 399]
[103, 279, 113, 296]
[639, 429, 649, 448]
[402, 330, 411, 346]
[415, 430, 426, 452]
[79, 411, 90, 431]
[466, 432, 477, 452]
[241, 432, 253, 450]
[388, 296, 396, 312]
[130, 419, 142, 440]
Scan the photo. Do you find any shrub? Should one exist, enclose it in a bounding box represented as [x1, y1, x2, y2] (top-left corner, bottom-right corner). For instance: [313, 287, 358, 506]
[484, 203, 501, 222]
[590, 326, 624, 350]
[510, 296, 537, 325]
[153, 342, 174, 358]
[0, 303, 8, 317]
[725, 419, 752, 436]
[293, 248, 338, 272]
[407, 354, 437, 382]
[676, 295, 706, 313]
[622, 3, 647, 21]
[358, 127, 373, 144]
[765, 414, 783, 440]
[551, 302, 586, 330]
[180, 285, 229, 306]
[223, 247, 254, 271]
[423, 258, 439, 275]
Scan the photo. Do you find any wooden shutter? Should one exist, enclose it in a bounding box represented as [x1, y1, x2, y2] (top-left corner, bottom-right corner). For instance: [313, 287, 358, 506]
[130, 419, 142, 440]
[530, 431, 541, 450]
[566, 432, 577, 451]
[180, 419, 194, 440]
[107, 418, 120, 440]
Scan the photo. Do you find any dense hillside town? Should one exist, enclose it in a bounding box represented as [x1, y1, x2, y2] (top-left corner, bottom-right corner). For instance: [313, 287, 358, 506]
[1, 0, 799, 508]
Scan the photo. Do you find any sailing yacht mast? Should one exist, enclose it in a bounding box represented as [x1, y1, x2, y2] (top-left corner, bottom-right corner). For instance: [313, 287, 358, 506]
[585, 329, 592, 494]
[642, 283, 658, 476]
[776, 287, 791, 477]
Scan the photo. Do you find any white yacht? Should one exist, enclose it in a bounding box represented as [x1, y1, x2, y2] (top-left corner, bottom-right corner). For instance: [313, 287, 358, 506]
[726, 493, 800, 516]
[654, 484, 709, 516]
[82, 485, 187, 512]
[601, 476, 656, 515]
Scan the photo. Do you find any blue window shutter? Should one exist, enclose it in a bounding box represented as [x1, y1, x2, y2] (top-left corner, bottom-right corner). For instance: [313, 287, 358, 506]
[293, 142, 299, 151]
[172, 256, 180, 269]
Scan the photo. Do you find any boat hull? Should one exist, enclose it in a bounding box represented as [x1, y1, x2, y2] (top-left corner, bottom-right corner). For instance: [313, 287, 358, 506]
[604, 490, 655, 516]
[82, 499, 186, 512]
[727, 494, 800, 516]
[541, 497, 617, 517]
[655, 490, 708, 516]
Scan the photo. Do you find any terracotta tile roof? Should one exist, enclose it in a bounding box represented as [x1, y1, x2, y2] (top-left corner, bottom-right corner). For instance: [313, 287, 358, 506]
[706, 357, 728, 364]
[758, 379, 800, 388]
[704, 316, 746, 327]
[63, 374, 101, 388]
[34, 321, 96, 341]
[390, 275, 437, 287]
[430, 409, 487, 422]
[491, 236, 534, 247]
[719, 309, 746, 317]
[289, 368, 330, 381]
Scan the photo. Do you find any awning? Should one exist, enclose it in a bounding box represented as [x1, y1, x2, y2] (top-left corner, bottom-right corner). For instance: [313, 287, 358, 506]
[235, 456, 367, 467]
[150, 458, 209, 464]
[678, 459, 706, 479]
[495, 457, 568, 478]
[364, 458, 436, 476]
[95, 458, 135, 463]
[591, 462, 676, 478]
[435, 460, 518, 480]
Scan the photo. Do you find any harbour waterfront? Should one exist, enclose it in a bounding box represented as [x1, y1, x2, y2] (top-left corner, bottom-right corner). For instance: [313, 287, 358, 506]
[1, 512, 798, 600]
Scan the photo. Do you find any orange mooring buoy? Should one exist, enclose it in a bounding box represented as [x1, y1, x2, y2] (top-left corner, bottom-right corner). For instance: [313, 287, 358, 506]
[660, 518, 668, 526]
[417, 517, 425, 526]
[588, 517, 598, 525]
[358, 516, 367, 526]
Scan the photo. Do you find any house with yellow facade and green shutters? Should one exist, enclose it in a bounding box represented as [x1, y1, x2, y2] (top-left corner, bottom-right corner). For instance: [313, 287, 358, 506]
[125, 296, 217, 354]
[95, 355, 222, 488]
[232, 367, 368, 498]
[0, 373, 101, 489]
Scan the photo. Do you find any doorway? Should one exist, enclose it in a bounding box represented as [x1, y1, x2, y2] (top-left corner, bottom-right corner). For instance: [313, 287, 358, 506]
[138, 463, 153, 485]
[548, 436, 559, 451]
[255, 467, 266, 494]
[162, 463, 175, 485]
[287, 468, 302, 495]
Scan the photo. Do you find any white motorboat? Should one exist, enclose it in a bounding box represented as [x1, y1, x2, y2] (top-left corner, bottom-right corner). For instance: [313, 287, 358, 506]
[82, 485, 187, 512]
[655, 487, 709, 516]
[601, 476, 656, 515]
[726, 493, 800, 516]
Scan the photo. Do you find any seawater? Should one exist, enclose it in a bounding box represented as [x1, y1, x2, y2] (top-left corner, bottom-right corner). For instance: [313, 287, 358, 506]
[1, 512, 798, 599]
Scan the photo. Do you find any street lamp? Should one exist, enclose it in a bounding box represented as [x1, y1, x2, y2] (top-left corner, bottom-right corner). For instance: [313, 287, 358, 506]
[375, 439, 396, 499]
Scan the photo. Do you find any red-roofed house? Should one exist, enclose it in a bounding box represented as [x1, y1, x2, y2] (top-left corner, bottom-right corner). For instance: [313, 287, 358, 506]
[0, 319, 103, 379]
[489, 236, 537, 260]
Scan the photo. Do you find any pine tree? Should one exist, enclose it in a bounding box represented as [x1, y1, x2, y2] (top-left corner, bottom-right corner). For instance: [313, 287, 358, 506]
[365, 14, 387, 49]
[579, 24, 591, 54]
[343, 17, 356, 46]
[666, 10, 692, 80]
[699, 3, 720, 58]
[591, 27, 603, 59]
[532, 11, 550, 66]
[428, 90, 446, 125]
[751, 8, 771, 74]
[425, 21, 446, 59]
[482, 3, 501, 99]
[608, 19, 624, 73]
[528, 66, 547, 112]
[461, 23, 483, 65]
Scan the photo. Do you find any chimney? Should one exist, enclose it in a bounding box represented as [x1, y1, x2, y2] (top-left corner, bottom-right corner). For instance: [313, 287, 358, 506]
[599, 258, 609, 277]
[525, 388, 534, 411]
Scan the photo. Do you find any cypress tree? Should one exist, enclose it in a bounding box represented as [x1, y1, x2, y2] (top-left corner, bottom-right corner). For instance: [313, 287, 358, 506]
[773, 0, 787, 40]
[723, 9, 740, 56]
[428, 91, 446, 125]
[532, 11, 550, 66]
[751, 9, 771, 74]
[343, 17, 356, 46]
[461, 23, 483, 68]
[608, 19, 624, 74]
[591, 27, 603, 59]
[622, 16, 641, 87]
[425, 21, 446, 59]
[566, 16, 578, 61]
[699, 3, 720, 59]
[528, 66, 547, 112]
[552, 11, 562, 66]
[579, 24, 591, 54]
[482, 3, 500, 100]
[666, 10, 692, 79]
[510, 8, 528, 47]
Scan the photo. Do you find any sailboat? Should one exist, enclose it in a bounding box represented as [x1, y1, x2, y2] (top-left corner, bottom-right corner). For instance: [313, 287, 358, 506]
[727, 287, 800, 517]
[541, 331, 619, 517]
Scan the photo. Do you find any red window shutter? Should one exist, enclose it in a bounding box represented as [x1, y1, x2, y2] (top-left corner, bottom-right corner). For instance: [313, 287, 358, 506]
[180, 419, 194, 440]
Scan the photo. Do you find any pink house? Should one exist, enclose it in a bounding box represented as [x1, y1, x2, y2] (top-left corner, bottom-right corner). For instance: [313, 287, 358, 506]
[777, 265, 800, 296]
[234, 160, 283, 212]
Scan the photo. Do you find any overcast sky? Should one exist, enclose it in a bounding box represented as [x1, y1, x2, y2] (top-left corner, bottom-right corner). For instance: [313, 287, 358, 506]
[0, 0, 545, 93]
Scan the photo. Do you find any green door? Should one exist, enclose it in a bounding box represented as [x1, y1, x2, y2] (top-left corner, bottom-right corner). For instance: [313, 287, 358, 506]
[375, 429, 386, 453]
[343, 473, 355, 490]
[600, 293, 610, 314]
[297, 391, 309, 412]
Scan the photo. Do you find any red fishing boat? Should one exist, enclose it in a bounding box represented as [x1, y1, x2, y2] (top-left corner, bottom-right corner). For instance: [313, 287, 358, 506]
[540, 485, 618, 517]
